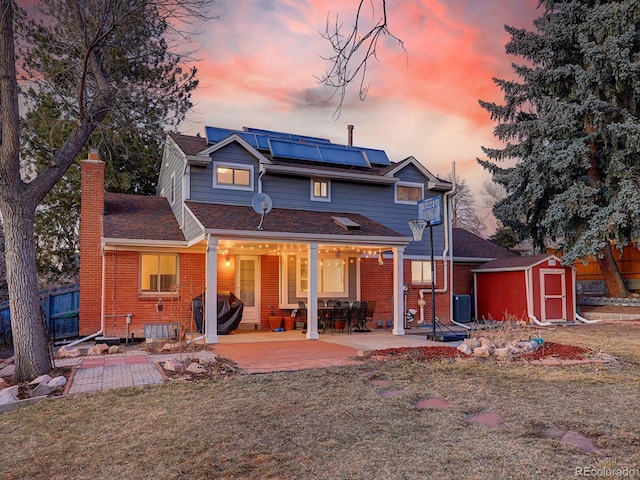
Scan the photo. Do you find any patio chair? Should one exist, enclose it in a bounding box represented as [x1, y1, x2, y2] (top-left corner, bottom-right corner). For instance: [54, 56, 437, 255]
[365, 301, 376, 330]
[330, 301, 350, 334]
[351, 301, 369, 333]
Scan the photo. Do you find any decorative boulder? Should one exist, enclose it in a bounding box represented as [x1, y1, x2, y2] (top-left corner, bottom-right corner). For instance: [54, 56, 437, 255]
[186, 362, 206, 374]
[479, 338, 496, 350]
[162, 342, 182, 351]
[108, 345, 120, 354]
[29, 374, 52, 386]
[473, 345, 492, 358]
[47, 376, 67, 388]
[456, 343, 473, 355]
[31, 383, 55, 398]
[87, 343, 109, 356]
[463, 338, 481, 350]
[57, 347, 81, 358]
[0, 385, 20, 405]
[163, 358, 184, 372]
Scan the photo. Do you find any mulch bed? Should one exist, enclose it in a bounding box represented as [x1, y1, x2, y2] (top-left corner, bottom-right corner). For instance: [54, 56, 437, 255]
[372, 346, 469, 361]
[519, 341, 590, 361]
[373, 342, 591, 362]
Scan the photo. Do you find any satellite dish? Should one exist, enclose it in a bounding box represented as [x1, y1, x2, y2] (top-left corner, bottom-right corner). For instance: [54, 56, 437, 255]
[252, 193, 273, 230]
[252, 193, 273, 215]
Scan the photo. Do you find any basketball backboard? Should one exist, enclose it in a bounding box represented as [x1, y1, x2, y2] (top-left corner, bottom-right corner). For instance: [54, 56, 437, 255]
[418, 197, 443, 226]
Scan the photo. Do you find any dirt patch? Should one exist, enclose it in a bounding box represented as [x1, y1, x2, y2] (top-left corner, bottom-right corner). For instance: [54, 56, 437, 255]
[161, 356, 241, 382]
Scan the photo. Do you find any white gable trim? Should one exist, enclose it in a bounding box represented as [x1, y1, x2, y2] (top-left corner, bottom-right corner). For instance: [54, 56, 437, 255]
[198, 133, 273, 165]
[386, 156, 451, 191]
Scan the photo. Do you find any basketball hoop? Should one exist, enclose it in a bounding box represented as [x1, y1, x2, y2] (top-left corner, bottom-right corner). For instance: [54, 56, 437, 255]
[408, 219, 427, 242]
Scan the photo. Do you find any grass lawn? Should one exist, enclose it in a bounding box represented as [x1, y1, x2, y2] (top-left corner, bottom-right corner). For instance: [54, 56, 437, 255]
[0, 322, 639, 479]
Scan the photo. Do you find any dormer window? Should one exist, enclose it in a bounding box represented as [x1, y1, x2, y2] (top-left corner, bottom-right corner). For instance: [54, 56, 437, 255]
[311, 178, 331, 202]
[395, 182, 423, 204]
[213, 161, 254, 191]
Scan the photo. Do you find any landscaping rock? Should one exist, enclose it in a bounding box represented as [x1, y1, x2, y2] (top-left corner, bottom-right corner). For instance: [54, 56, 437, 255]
[515, 341, 539, 353]
[186, 362, 206, 374]
[473, 345, 492, 358]
[87, 343, 109, 356]
[479, 338, 496, 350]
[31, 382, 55, 397]
[108, 345, 120, 354]
[47, 376, 67, 388]
[0, 385, 19, 405]
[162, 342, 182, 351]
[456, 343, 473, 355]
[463, 338, 481, 350]
[493, 347, 514, 360]
[29, 374, 52, 386]
[163, 358, 184, 372]
[57, 347, 81, 358]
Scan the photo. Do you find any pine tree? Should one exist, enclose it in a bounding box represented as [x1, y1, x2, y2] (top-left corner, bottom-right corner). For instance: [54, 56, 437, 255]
[479, 0, 640, 298]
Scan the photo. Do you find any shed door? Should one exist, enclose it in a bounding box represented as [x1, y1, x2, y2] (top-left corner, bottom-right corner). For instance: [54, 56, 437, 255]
[540, 269, 566, 322]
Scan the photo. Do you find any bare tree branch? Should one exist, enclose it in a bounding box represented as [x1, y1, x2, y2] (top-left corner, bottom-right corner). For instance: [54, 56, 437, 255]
[318, 0, 406, 118]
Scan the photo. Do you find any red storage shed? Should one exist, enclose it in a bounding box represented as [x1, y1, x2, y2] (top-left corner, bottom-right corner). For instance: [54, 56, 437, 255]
[472, 254, 576, 325]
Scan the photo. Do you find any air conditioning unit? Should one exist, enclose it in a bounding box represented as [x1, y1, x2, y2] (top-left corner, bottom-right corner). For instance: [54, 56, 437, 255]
[453, 294, 472, 323]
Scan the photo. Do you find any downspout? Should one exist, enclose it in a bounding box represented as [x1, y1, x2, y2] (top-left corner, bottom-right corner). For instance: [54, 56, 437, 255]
[258, 165, 266, 193]
[60, 242, 107, 350]
[418, 162, 457, 325]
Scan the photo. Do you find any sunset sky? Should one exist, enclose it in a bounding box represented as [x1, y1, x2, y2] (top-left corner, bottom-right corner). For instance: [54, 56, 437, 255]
[183, 0, 542, 231]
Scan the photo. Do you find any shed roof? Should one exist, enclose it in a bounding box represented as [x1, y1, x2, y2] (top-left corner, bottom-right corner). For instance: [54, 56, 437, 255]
[472, 254, 568, 272]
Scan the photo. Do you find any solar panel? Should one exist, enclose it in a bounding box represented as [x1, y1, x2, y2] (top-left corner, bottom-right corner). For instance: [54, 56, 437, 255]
[205, 126, 390, 168]
[269, 139, 370, 167]
[269, 139, 322, 161]
[318, 145, 369, 167]
[245, 127, 331, 144]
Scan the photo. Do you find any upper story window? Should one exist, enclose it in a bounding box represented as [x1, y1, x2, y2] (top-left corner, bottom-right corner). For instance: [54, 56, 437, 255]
[395, 182, 424, 204]
[141, 254, 178, 293]
[311, 178, 331, 202]
[213, 161, 254, 191]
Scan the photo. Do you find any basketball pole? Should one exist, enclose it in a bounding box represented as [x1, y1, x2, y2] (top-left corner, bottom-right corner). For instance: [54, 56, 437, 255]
[430, 224, 436, 340]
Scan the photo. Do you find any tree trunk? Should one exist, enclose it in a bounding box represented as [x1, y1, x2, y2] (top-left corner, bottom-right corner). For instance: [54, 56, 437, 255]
[4, 204, 53, 382]
[597, 243, 630, 298]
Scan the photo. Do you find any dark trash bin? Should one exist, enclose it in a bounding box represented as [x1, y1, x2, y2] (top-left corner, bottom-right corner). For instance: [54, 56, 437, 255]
[191, 292, 244, 335]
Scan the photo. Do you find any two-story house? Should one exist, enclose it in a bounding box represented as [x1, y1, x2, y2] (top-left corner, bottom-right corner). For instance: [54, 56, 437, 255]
[79, 126, 506, 344]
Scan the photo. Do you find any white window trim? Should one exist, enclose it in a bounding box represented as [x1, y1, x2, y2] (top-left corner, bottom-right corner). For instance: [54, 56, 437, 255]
[140, 253, 180, 295]
[411, 260, 435, 285]
[212, 161, 254, 191]
[310, 178, 331, 202]
[395, 181, 424, 205]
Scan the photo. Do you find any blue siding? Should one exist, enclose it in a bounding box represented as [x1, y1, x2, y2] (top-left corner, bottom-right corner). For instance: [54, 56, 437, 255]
[190, 143, 258, 204]
[182, 141, 448, 258]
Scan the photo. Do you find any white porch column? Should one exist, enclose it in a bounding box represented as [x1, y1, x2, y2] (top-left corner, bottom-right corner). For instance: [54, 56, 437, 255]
[205, 235, 219, 344]
[392, 246, 405, 336]
[306, 242, 319, 340]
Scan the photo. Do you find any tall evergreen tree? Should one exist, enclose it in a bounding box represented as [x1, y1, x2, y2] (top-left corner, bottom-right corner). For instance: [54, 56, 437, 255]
[479, 0, 640, 297]
[1, 0, 212, 381]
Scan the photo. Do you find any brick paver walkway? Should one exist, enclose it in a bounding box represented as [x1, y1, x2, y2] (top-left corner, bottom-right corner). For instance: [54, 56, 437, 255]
[67, 355, 165, 394]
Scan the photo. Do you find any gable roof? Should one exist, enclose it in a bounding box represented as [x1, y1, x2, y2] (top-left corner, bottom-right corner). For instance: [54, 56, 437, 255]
[385, 156, 451, 191]
[452, 228, 518, 261]
[185, 201, 407, 243]
[170, 133, 208, 156]
[103, 193, 185, 243]
[472, 254, 570, 272]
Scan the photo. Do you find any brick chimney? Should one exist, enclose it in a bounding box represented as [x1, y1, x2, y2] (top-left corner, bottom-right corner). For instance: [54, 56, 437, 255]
[79, 148, 105, 335]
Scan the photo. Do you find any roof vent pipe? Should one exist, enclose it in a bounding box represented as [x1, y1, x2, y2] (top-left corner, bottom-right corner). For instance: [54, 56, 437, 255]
[347, 124, 354, 146]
